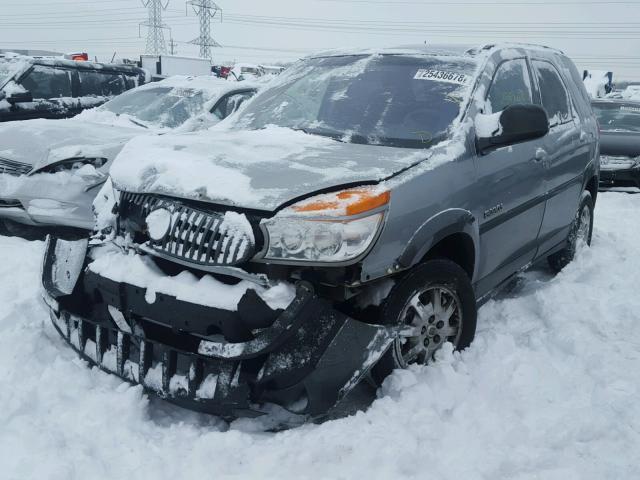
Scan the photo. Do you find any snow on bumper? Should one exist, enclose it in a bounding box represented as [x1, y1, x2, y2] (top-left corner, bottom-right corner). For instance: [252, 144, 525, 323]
[41, 236, 396, 418]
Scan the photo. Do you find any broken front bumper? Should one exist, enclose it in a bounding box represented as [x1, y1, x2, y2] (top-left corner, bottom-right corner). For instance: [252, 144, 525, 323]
[42, 236, 395, 418]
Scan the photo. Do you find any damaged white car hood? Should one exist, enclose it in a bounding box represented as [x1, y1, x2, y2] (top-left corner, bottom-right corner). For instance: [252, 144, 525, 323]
[0, 118, 141, 170]
[110, 125, 433, 211]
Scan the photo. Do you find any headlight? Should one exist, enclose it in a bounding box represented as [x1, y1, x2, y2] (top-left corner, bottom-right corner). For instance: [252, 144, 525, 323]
[34, 157, 108, 174]
[260, 187, 389, 264]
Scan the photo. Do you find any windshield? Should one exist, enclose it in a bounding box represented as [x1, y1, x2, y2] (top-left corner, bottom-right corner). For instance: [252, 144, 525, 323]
[103, 86, 208, 128]
[0, 58, 23, 89]
[236, 54, 476, 148]
[593, 103, 640, 133]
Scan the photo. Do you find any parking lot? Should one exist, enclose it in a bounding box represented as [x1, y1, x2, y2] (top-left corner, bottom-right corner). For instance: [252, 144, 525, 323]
[1, 190, 638, 480]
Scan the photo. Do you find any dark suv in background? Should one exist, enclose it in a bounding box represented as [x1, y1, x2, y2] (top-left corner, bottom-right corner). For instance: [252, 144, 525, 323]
[42, 43, 599, 420]
[592, 98, 640, 189]
[0, 55, 147, 122]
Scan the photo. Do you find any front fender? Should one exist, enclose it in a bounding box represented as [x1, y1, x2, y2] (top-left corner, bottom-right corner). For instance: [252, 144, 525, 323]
[396, 208, 480, 280]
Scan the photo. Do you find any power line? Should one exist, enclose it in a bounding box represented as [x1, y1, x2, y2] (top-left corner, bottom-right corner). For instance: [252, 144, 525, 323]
[140, 0, 170, 55]
[317, 0, 640, 5]
[187, 0, 222, 60]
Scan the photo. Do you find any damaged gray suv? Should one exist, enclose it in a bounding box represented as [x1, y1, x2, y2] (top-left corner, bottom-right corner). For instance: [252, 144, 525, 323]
[42, 43, 599, 419]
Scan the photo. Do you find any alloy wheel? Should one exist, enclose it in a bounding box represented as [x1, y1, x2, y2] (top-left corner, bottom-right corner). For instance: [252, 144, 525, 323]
[394, 285, 463, 367]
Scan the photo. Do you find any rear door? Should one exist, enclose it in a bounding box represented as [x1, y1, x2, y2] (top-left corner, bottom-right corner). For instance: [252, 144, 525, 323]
[474, 57, 547, 295]
[531, 59, 590, 256]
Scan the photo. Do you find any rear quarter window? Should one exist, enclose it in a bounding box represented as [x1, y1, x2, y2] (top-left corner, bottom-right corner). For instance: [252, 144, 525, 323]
[559, 55, 592, 117]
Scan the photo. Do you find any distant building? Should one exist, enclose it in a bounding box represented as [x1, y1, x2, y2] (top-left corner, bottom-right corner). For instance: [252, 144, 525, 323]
[0, 48, 62, 57]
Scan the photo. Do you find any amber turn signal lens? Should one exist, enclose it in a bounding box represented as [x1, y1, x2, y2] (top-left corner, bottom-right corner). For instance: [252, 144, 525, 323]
[293, 188, 390, 216]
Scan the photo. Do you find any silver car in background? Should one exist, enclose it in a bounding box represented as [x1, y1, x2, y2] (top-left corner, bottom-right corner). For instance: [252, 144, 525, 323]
[0, 76, 257, 233]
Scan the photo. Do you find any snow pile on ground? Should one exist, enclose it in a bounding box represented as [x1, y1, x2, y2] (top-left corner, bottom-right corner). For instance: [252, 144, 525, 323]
[1, 192, 639, 479]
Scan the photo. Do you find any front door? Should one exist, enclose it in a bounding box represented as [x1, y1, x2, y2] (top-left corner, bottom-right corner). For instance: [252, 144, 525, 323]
[474, 58, 547, 296]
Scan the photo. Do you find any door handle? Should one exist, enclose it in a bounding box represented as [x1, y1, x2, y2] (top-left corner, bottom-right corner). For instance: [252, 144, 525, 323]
[579, 131, 589, 143]
[534, 148, 548, 162]
[534, 148, 550, 168]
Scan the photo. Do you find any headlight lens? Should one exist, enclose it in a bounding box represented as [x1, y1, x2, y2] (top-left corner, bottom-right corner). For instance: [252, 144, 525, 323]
[35, 157, 107, 174]
[260, 187, 389, 264]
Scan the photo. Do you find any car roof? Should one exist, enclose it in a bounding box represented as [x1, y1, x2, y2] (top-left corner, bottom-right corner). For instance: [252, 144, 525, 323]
[0, 53, 145, 76]
[308, 42, 563, 60]
[134, 75, 258, 99]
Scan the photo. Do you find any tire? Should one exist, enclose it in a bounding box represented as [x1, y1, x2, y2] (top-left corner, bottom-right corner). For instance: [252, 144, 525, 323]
[371, 259, 477, 385]
[547, 191, 594, 273]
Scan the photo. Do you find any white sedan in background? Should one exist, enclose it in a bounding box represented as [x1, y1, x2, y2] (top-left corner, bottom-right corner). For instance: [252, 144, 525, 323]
[0, 76, 257, 233]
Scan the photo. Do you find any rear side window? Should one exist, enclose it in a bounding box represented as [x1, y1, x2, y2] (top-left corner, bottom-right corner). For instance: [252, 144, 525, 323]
[532, 60, 571, 127]
[212, 91, 254, 119]
[559, 55, 591, 117]
[20, 66, 72, 99]
[123, 74, 140, 90]
[486, 59, 533, 113]
[78, 71, 126, 97]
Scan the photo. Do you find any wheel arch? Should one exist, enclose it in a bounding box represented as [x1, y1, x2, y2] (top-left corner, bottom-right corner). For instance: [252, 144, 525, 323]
[585, 174, 598, 204]
[396, 209, 479, 281]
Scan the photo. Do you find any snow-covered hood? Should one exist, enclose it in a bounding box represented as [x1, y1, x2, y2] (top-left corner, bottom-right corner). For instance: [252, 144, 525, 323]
[0, 118, 140, 170]
[110, 125, 432, 212]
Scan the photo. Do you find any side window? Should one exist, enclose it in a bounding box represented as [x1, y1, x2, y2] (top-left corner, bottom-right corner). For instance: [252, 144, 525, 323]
[123, 74, 139, 90]
[532, 60, 571, 127]
[78, 71, 103, 96]
[212, 91, 254, 119]
[101, 73, 126, 95]
[20, 66, 72, 99]
[486, 59, 533, 113]
[78, 71, 126, 97]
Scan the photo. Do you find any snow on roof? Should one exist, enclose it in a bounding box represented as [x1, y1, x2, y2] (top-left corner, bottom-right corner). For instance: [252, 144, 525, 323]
[139, 75, 258, 98]
[308, 42, 564, 60]
[0, 52, 145, 76]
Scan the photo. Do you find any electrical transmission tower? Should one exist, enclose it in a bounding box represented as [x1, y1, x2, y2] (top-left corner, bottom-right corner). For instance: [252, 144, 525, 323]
[140, 0, 170, 55]
[187, 0, 222, 60]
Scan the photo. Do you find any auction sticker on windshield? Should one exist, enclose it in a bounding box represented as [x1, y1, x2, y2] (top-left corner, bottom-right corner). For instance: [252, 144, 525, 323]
[414, 69, 470, 85]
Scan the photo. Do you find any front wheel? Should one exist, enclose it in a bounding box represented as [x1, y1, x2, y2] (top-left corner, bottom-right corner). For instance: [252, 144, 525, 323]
[547, 191, 594, 273]
[371, 259, 477, 385]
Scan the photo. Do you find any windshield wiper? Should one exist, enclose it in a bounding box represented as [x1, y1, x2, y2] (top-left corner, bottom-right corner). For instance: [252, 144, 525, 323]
[294, 126, 371, 145]
[114, 113, 149, 129]
[126, 117, 149, 129]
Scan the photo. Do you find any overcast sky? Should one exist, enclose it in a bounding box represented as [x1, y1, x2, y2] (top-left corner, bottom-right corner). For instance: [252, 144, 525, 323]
[1, 0, 639, 79]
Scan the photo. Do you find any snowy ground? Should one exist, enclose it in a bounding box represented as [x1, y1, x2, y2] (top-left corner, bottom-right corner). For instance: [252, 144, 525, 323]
[1, 191, 639, 480]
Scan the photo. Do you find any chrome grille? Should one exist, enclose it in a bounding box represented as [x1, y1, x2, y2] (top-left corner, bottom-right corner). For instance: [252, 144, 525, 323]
[0, 158, 32, 176]
[120, 192, 255, 267]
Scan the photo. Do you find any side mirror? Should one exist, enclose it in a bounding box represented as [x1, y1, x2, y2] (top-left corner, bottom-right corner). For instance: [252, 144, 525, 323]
[476, 104, 549, 154]
[7, 91, 33, 104]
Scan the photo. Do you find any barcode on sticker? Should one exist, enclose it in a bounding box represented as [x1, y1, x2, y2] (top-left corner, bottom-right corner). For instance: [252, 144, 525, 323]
[414, 69, 470, 85]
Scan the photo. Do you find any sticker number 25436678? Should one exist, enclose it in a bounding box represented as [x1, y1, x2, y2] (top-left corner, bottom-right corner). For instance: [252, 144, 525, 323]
[414, 69, 470, 85]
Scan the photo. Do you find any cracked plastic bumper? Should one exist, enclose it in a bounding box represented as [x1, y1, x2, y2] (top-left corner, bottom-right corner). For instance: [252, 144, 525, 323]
[42, 236, 396, 418]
